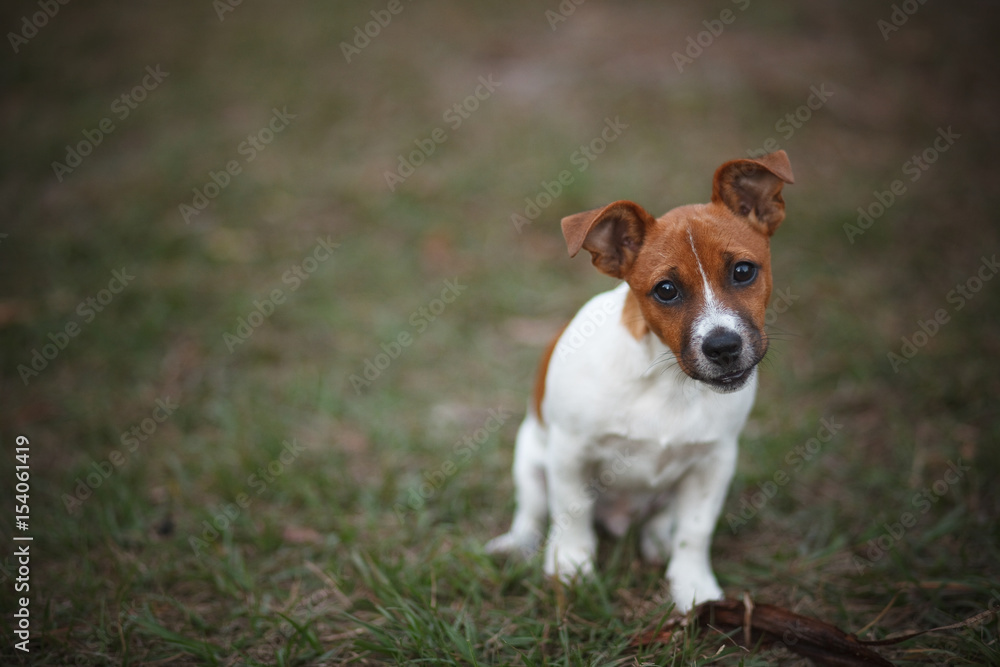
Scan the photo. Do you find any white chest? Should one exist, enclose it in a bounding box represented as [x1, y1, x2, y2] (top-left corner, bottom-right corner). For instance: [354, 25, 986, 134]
[543, 283, 756, 492]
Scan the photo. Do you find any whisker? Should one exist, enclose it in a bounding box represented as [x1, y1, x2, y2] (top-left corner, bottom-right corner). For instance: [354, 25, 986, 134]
[646, 350, 680, 376]
[765, 327, 801, 338]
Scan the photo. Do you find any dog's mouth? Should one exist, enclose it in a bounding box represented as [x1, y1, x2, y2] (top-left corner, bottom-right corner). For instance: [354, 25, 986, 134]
[718, 368, 749, 384]
[697, 364, 759, 394]
[708, 368, 752, 391]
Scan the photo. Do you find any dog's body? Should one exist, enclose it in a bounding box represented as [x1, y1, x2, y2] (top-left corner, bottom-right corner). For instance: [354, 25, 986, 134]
[487, 151, 794, 612]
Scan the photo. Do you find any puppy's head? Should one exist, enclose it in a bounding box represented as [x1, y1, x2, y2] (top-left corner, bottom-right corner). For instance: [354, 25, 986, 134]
[561, 151, 794, 393]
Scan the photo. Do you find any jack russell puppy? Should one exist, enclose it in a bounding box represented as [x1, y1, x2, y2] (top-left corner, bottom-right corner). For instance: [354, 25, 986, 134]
[487, 151, 794, 613]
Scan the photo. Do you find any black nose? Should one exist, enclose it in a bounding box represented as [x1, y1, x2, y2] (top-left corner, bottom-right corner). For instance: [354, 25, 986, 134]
[702, 329, 743, 367]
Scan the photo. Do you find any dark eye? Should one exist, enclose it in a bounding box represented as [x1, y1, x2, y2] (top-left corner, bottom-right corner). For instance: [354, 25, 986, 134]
[733, 261, 757, 284]
[653, 280, 679, 303]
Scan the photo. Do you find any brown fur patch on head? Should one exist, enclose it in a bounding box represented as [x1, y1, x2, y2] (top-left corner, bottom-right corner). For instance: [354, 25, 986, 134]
[623, 204, 773, 376]
[687, 203, 774, 336]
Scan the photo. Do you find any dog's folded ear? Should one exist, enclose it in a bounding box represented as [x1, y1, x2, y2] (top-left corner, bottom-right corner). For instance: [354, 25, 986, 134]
[561, 200, 658, 278]
[711, 150, 795, 235]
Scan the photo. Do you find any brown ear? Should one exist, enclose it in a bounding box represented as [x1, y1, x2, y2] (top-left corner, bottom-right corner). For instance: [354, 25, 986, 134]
[560, 200, 656, 278]
[711, 150, 795, 235]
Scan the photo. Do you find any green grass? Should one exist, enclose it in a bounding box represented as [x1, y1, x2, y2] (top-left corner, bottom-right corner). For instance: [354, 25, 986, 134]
[2, 1, 1000, 664]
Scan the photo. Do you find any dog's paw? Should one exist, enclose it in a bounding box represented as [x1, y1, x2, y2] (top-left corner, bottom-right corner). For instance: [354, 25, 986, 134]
[543, 543, 595, 582]
[667, 572, 723, 614]
[485, 531, 541, 560]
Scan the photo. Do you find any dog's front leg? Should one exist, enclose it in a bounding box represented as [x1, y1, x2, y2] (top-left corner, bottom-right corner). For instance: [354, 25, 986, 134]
[542, 426, 598, 581]
[666, 440, 737, 612]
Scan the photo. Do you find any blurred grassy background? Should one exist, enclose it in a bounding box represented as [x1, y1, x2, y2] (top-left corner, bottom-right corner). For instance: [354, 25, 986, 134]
[1, 0, 999, 664]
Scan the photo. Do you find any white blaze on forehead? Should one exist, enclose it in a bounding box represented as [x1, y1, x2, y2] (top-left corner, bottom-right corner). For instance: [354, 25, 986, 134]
[686, 227, 715, 306]
[686, 226, 742, 339]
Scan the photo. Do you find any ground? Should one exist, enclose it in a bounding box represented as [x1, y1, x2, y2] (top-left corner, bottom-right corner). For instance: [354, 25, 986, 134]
[1, 0, 999, 665]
